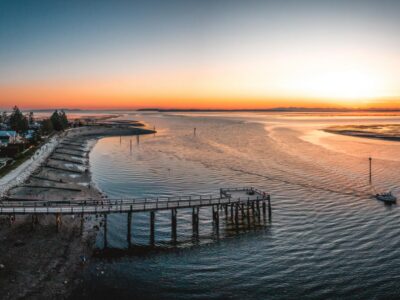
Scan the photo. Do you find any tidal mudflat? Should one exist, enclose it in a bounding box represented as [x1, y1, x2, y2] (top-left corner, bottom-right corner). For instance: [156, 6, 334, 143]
[325, 124, 400, 141]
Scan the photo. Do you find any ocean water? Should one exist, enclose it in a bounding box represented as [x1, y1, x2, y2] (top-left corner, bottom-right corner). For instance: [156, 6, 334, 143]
[73, 112, 400, 299]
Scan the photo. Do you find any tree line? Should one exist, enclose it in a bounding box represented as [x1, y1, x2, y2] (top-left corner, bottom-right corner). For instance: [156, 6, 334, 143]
[0, 106, 69, 134]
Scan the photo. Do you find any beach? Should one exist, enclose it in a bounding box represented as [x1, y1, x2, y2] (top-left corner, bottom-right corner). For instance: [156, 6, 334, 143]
[0, 124, 155, 299]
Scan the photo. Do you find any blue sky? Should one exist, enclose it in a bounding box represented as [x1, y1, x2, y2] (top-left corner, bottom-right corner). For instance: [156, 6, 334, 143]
[1, 0, 400, 108]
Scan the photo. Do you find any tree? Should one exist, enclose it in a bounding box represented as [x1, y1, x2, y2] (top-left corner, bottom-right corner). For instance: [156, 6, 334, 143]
[50, 110, 69, 131]
[28, 112, 35, 125]
[9, 106, 28, 133]
[40, 118, 53, 135]
[0, 111, 8, 124]
[59, 110, 68, 129]
[50, 110, 62, 131]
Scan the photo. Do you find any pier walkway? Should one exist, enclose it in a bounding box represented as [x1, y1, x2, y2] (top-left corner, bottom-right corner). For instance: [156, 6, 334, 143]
[0, 187, 271, 245]
[0, 187, 270, 215]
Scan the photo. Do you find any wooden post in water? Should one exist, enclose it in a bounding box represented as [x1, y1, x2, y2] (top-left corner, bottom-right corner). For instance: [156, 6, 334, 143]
[127, 211, 132, 247]
[171, 208, 177, 243]
[150, 211, 155, 245]
[369, 157, 372, 185]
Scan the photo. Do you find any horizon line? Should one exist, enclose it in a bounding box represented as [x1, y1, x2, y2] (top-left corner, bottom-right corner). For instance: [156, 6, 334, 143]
[4, 107, 400, 113]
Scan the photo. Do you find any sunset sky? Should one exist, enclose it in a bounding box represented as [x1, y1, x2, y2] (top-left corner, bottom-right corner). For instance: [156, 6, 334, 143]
[1, 0, 400, 110]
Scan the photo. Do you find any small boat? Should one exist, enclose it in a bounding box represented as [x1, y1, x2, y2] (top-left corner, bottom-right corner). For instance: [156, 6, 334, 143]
[375, 192, 397, 203]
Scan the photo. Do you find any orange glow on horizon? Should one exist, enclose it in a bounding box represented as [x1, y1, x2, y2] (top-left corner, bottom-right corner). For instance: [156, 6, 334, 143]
[1, 65, 399, 110]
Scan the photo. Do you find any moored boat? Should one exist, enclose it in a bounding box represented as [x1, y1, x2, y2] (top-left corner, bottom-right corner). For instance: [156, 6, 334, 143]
[375, 192, 397, 203]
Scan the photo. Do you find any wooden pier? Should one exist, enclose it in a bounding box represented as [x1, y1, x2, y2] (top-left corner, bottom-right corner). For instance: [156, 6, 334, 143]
[0, 187, 271, 245]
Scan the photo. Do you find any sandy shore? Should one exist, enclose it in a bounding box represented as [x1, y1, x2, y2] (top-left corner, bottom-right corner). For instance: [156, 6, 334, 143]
[0, 125, 155, 299]
[324, 124, 400, 141]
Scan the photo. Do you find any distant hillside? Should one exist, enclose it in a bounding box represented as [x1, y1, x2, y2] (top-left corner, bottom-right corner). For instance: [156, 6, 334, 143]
[137, 107, 400, 113]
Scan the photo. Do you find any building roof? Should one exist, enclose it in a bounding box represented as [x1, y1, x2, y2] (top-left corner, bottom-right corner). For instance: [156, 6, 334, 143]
[0, 131, 17, 138]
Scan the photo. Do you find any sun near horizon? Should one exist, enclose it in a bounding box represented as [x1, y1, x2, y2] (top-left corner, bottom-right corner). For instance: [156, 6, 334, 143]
[1, 0, 400, 110]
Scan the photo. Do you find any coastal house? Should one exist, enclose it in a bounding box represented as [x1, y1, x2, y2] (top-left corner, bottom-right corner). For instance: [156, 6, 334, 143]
[23, 130, 35, 140]
[0, 131, 17, 146]
[0, 123, 8, 130]
[28, 121, 41, 130]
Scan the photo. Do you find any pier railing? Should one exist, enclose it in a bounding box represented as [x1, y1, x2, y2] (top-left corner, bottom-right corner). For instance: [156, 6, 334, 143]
[0, 187, 272, 245]
[0, 187, 269, 215]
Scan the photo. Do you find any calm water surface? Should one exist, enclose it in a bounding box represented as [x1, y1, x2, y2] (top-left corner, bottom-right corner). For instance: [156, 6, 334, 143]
[72, 112, 400, 299]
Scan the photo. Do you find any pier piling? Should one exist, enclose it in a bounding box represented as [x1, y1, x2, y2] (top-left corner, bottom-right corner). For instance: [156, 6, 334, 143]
[150, 211, 155, 245]
[171, 209, 177, 243]
[212, 205, 219, 232]
[247, 201, 251, 227]
[80, 214, 84, 236]
[56, 213, 62, 232]
[127, 211, 132, 247]
[235, 203, 239, 224]
[268, 196, 272, 219]
[104, 214, 108, 248]
[192, 207, 199, 236]
[262, 201, 266, 217]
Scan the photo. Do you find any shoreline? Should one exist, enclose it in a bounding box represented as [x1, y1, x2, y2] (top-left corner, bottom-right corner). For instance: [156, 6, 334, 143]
[0, 135, 60, 199]
[0, 124, 155, 299]
[324, 128, 400, 142]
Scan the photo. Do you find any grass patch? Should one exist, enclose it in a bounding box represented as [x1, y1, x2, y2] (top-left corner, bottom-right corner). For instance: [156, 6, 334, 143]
[0, 145, 39, 178]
